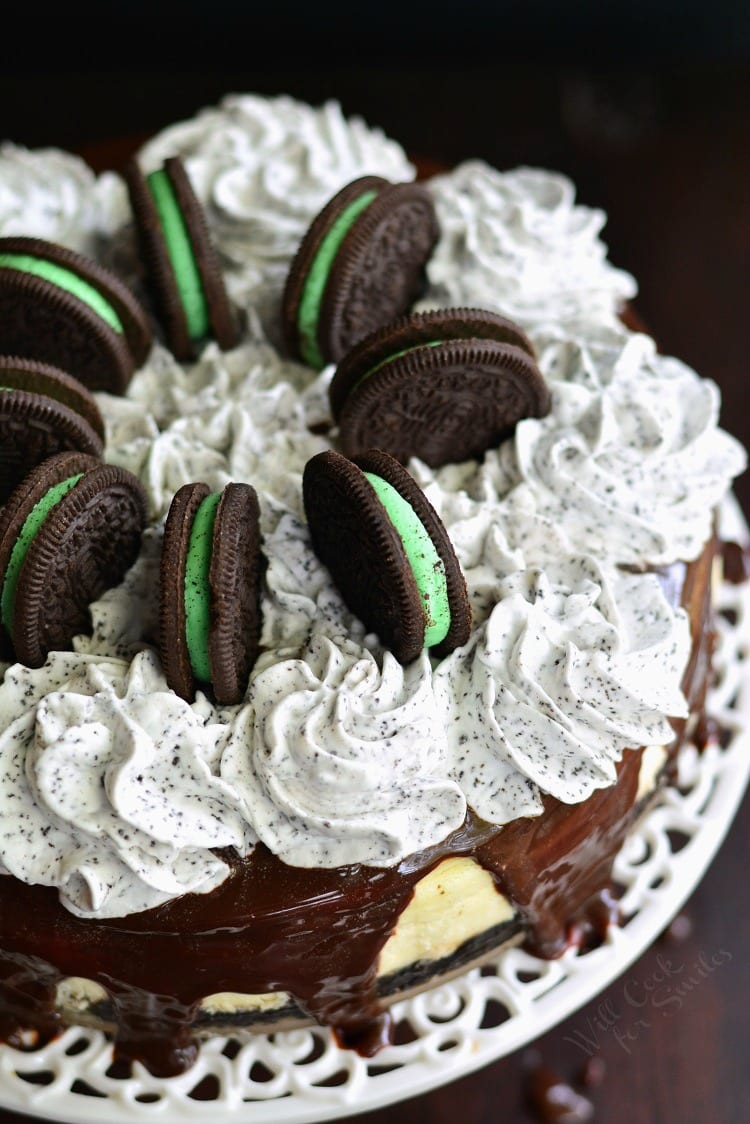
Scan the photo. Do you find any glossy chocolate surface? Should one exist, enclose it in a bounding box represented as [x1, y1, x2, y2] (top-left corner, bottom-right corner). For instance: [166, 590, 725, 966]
[0, 540, 718, 1076]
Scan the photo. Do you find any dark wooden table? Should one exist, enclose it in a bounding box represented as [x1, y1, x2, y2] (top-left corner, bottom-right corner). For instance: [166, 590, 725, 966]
[0, 66, 747, 1123]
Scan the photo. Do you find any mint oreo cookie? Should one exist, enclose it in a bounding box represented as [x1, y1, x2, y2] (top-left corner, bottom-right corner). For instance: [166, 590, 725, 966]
[0, 236, 152, 394]
[124, 156, 239, 361]
[0, 357, 105, 504]
[160, 482, 263, 705]
[329, 307, 550, 467]
[303, 448, 470, 663]
[282, 176, 439, 370]
[0, 452, 148, 666]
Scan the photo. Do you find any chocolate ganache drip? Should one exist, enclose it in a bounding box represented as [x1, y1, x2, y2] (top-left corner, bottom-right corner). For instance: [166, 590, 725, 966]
[0, 542, 718, 1074]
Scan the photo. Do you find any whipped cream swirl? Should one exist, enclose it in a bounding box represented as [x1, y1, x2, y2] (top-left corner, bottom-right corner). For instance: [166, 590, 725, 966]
[222, 636, 466, 867]
[412, 326, 746, 568]
[0, 143, 125, 257]
[100, 338, 331, 520]
[507, 339, 747, 566]
[0, 651, 255, 918]
[421, 160, 637, 330]
[434, 558, 690, 824]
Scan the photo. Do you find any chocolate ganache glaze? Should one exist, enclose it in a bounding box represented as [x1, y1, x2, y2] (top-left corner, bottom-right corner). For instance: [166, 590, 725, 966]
[0, 537, 718, 1076]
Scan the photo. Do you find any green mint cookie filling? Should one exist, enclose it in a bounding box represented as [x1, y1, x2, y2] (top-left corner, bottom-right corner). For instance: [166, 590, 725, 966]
[183, 492, 221, 683]
[146, 169, 209, 342]
[1, 473, 84, 634]
[297, 190, 378, 369]
[363, 472, 451, 648]
[0, 253, 124, 335]
[0, 384, 64, 404]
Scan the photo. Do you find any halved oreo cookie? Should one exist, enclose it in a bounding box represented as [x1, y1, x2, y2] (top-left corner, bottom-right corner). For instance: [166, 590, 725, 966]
[0, 236, 152, 394]
[124, 156, 239, 361]
[160, 482, 263, 705]
[303, 448, 470, 663]
[329, 307, 551, 467]
[0, 357, 105, 504]
[0, 452, 148, 666]
[282, 176, 439, 370]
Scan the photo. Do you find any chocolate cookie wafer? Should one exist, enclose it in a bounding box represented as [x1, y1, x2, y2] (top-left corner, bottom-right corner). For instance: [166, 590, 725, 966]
[124, 156, 239, 361]
[0, 452, 148, 666]
[282, 176, 439, 370]
[0, 357, 105, 504]
[0, 236, 152, 394]
[329, 307, 550, 467]
[160, 482, 263, 705]
[303, 448, 470, 663]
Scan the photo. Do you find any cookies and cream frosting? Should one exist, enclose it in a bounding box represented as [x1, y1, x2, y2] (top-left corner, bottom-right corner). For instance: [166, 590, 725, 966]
[0, 143, 110, 257]
[0, 96, 745, 918]
[422, 160, 637, 331]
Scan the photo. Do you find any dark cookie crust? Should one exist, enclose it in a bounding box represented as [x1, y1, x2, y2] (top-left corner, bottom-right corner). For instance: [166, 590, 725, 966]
[337, 338, 550, 467]
[208, 483, 263, 706]
[329, 306, 536, 420]
[4, 459, 147, 667]
[353, 448, 472, 657]
[281, 175, 388, 363]
[304, 449, 432, 663]
[160, 482, 211, 702]
[318, 182, 439, 365]
[0, 236, 151, 382]
[124, 158, 236, 361]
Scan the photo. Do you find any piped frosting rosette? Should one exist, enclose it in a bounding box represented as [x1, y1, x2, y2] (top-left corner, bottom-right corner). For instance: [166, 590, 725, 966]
[413, 327, 746, 569]
[0, 650, 255, 918]
[433, 556, 691, 826]
[409, 465, 574, 626]
[103, 340, 331, 519]
[135, 95, 415, 333]
[260, 495, 369, 651]
[421, 160, 637, 330]
[0, 143, 114, 256]
[505, 347, 747, 567]
[222, 635, 466, 868]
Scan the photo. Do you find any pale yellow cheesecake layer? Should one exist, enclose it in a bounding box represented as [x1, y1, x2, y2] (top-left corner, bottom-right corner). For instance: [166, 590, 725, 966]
[53, 746, 667, 1031]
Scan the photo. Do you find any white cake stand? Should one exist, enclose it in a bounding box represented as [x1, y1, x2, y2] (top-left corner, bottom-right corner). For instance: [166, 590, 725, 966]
[1, 499, 749, 1124]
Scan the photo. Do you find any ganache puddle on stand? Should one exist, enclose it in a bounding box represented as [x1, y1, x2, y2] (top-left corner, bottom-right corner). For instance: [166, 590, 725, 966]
[0, 536, 724, 1076]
